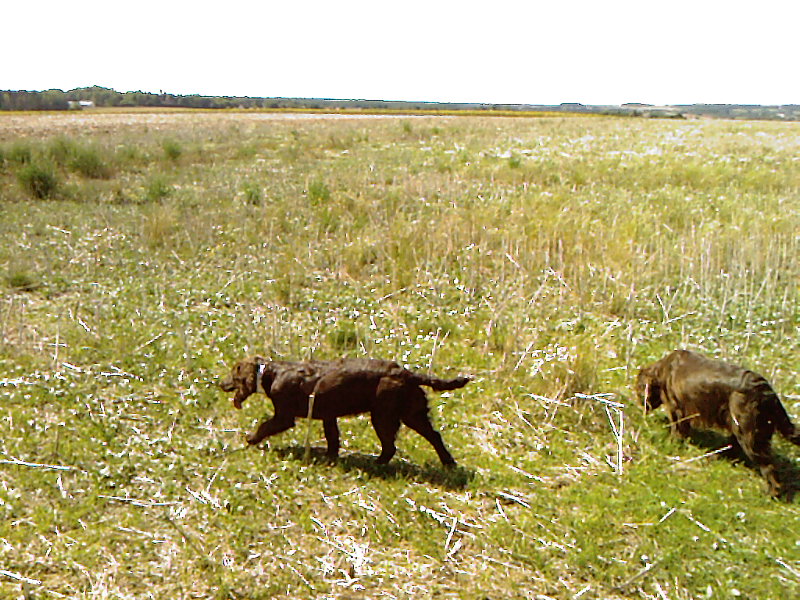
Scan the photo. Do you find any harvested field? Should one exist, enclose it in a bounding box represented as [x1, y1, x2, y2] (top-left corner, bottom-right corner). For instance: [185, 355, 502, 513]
[1, 110, 798, 599]
[0, 108, 421, 141]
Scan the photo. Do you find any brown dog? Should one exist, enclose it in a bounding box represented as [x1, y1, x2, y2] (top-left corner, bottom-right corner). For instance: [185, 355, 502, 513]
[220, 356, 470, 466]
[637, 349, 800, 497]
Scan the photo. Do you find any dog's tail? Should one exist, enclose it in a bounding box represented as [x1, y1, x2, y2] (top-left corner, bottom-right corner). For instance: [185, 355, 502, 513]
[406, 371, 471, 392]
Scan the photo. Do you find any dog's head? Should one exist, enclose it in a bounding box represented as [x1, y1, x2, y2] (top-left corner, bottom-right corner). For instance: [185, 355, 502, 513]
[220, 356, 266, 409]
[635, 365, 663, 412]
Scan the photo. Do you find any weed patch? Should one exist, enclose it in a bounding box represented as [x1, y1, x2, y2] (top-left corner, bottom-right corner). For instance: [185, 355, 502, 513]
[307, 178, 331, 204]
[4, 267, 40, 291]
[68, 144, 113, 178]
[16, 162, 59, 198]
[162, 138, 183, 161]
[143, 174, 173, 202]
[7, 141, 33, 164]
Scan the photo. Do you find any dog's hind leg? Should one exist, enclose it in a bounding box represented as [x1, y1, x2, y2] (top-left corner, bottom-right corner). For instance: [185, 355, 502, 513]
[739, 435, 781, 497]
[402, 410, 456, 466]
[731, 392, 782, 497]
[323, 418, 340, 458]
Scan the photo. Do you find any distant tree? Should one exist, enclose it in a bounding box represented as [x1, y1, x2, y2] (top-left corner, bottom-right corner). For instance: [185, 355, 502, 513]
[41, 89, 69, 110]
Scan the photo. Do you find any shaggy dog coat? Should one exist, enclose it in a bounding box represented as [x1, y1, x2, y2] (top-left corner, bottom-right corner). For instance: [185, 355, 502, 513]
[220, 356, 469, 466]
[637, 349, 800, 496]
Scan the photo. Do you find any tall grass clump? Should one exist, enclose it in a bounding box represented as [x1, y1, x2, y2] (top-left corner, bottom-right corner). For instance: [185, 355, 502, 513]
[162, 139, 183, 161]
[307, 178, 331, 204]
[144, 175, 173, 202]
[16, 161, 59, 198]
[7, 142, 33, 165]
[47, 136, 79, 166]
[4, 266, 40, 291]
[68, 145, 113, 178]
[116, 143, 149, 165]
[242, 180, 262, 205]
[141, 203, 179, 248]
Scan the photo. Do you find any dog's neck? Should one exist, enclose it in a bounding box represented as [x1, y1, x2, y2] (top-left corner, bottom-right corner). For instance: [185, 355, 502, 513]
[256, 362, 267, 394]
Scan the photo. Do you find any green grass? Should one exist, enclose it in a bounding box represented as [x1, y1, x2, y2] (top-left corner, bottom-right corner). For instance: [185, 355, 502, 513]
[0, 112, 798, 599]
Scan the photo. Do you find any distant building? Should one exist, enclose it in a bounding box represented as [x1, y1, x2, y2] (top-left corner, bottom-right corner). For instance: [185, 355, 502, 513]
[67, 100, 95, 110]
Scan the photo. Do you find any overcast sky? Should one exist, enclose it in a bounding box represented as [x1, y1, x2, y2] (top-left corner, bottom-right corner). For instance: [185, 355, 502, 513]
[4, 1, 799, 106]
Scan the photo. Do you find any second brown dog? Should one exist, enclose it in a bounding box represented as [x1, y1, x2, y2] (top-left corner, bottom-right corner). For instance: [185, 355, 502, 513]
[637, 349, 800, 497]
[220, 356, 470, 466]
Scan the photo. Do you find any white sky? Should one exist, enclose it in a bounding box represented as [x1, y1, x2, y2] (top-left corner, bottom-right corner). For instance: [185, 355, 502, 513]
[4, 1, 799, 106]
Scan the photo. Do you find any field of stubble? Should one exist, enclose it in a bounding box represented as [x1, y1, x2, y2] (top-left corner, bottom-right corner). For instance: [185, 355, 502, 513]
[1, 109, 799, 599]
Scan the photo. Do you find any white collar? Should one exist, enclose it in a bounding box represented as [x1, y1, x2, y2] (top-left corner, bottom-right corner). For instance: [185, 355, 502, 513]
[256, 362, 267, 394]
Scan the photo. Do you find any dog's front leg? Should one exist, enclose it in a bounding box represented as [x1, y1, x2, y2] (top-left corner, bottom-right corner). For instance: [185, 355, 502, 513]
[323, 418, 340, 458]
[667, 406, 691, 438]
[371, 412, 400, 464]
[247, 415, 296, 445]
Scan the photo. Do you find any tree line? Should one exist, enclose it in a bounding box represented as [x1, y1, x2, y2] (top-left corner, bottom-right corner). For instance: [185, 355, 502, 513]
[0, 86, 543, 112]
[0, 86, 279, 111]
[2, 86, 799, 121]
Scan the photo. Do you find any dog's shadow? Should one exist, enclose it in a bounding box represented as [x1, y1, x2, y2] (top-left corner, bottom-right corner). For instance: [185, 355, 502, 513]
[268, 445, 475, 490]
[686, 429, 800, 501]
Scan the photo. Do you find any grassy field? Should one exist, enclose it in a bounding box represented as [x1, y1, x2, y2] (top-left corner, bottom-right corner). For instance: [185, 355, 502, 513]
[1, 109, 798, 599]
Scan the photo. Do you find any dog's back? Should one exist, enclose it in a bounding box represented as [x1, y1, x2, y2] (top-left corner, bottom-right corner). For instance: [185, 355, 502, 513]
[659, 350, 761, 429]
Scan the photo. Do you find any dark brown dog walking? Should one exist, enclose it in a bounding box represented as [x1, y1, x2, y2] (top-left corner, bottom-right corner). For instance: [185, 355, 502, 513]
[220, 356, 469, 466]
[637, 349, 800, 497]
